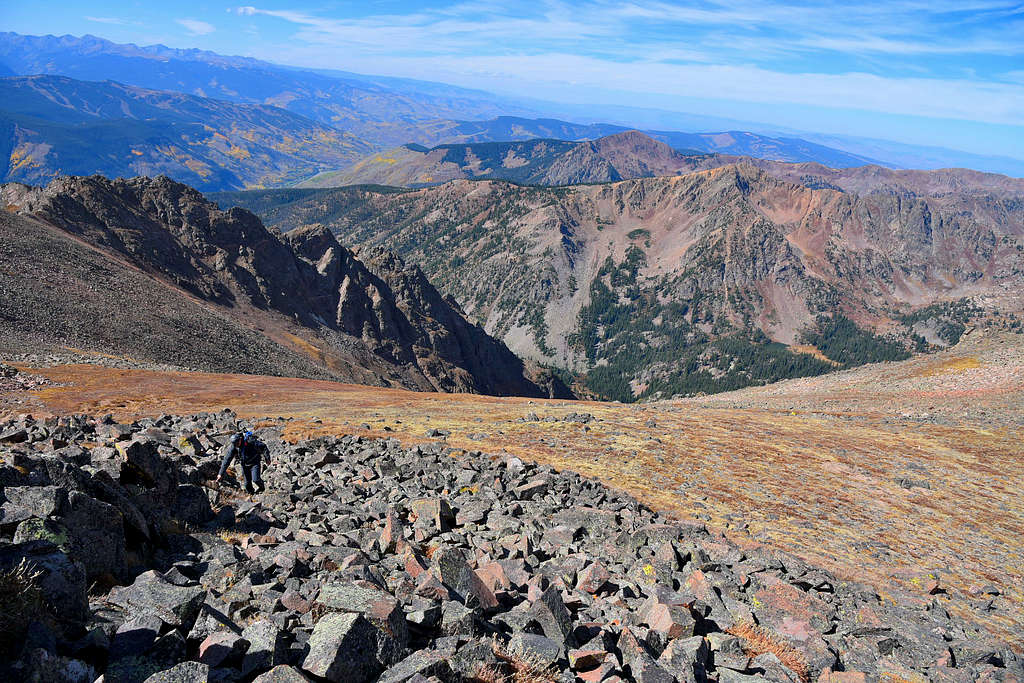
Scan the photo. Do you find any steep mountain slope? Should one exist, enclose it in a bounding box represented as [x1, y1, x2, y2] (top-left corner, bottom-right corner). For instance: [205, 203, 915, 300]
[1, 175, 563, 397]
[218, 166, 1024, 399]
[0, 75, 372, 190]
[0, 209, 329, 378]
[299, 132, 731, 188]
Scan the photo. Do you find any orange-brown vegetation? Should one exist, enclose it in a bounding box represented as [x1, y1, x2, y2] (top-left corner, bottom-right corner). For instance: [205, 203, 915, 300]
[4, 331, 1022, 645]
[727, 620, 810, 683]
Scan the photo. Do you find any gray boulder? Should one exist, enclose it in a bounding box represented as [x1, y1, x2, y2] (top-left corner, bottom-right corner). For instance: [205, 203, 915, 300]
[241, 618, 289, 675]
[0, 486, 67, 525]
[252, 666, 312, 682]
[62, 490, 127, 581]
[107, 570, 206, 628]
[0, 540, 89, 628]
[302, 612, 382, 682]
[143, 661, 210, 683]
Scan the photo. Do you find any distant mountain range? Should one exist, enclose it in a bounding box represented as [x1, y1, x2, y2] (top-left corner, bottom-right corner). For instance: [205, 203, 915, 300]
[299, 130, 890, 189]
[1, 174, 567, 398]
[3, 31, 1021, 178]
[298, 130, 1024, 199]
[0, 75, 371, 190]
[0, 31, 535, 149]
[381, 117, 880, 167]
[298, 132, 721, 188]
[0, 71, 881, 191]
[216, 160, 1024, 400]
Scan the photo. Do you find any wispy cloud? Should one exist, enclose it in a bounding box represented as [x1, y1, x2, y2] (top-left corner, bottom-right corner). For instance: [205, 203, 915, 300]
[177, 19, 215, 36]
[85, 16, 137, 26]
[230, 1, 1024, 126]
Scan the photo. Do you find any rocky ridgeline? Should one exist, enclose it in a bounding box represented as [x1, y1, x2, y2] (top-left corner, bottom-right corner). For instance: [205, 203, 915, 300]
[0, 413, 1019, 683]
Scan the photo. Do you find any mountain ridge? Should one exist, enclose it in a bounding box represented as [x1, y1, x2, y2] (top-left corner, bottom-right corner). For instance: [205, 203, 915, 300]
[300, 130, 1024, 196]
[219, 163, 1024, 399]
[1, 174, 567, 398]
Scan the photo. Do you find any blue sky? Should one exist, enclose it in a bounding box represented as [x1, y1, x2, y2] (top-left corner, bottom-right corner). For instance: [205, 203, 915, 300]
[6, 1, 1024, 158]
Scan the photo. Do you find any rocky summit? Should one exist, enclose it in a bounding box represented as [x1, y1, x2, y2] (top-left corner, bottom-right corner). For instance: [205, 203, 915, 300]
[0, 412, 1019, 683]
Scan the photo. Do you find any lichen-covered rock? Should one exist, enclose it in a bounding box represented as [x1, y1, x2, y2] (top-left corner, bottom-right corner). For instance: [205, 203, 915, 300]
[0, 540, 89, 628]
[0, 485, 67, 525]
[142, 661, 210, 683]
[252, 666, 312, 682]
[241, 618, 289, 675]
[302, 612, 382, 682]
[107, 570, 206, 628]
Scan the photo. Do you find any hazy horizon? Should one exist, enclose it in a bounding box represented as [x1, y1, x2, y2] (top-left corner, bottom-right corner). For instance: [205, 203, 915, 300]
[4, 1, 1024, 162]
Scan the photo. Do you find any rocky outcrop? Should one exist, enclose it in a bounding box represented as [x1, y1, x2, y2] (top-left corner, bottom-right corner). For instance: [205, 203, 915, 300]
[1, 175, 562, 397]
[0, 412, 1019, 682]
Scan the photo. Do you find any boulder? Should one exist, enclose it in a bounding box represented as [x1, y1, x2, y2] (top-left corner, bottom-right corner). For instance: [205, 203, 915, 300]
[106, 570, 206, 628]
[410, 498, 453, 533]
[172, 484, 213, 525]
[142, 661, 210, 683]
[509, 633, 562, 667]
[0, 486, 67, 525]
[108, 615, 163, 660]
[116, 438, 173, 493]
[0, 540, 89, 629]
[241, 618, 288, 675]
[523, 586, 576, 648]
[378, 650, 456, 683]
[16, 649, 95, 683]
[62, 490, 127, 581]
[302, 612, 382, 682]
[315, 581, 408, 661]
[657, 636, 708, 683]
[198, 631, 250, 667]
[252, 666, 312, 682]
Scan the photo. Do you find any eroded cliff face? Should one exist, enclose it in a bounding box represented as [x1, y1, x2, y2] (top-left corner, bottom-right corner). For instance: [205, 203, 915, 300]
[1, 175, 565, 398]
[232, 163, 1024, 398]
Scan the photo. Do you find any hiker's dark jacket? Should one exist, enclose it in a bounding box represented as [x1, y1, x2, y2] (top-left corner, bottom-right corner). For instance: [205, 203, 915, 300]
[217, 433, 268, 478]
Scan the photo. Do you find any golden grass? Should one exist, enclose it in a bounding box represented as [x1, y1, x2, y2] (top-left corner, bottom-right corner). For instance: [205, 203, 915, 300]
[727, 620, 810, 683]
[0, 559, 47, 658]
[916, 355, 981, 377]
[484, 638, 560, 683]
[789, 344, 841, 366]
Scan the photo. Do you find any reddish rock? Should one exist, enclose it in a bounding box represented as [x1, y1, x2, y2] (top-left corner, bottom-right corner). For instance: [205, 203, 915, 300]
[578, 561, 611, 594]
[818, 670, 867, 683]
[569, 648, 609, 671]
[199, 631, 249, 667]
[280, 589, 311, 613]
[415, 572, 450, 601]
[380, 509, 403, 553]
[476, 561, 510, 592]
[404, 550, 429, 579]
[647, 602, 696, 639]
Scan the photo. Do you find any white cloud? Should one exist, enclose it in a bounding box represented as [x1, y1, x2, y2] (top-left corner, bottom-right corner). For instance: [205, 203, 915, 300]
[85, 16, 135, 26]
[177, 19, 215, 36]
[230, 2, 1024, 126]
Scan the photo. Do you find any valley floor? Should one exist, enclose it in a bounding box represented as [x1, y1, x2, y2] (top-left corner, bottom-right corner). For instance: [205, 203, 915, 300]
[3, 329, 1022, 646]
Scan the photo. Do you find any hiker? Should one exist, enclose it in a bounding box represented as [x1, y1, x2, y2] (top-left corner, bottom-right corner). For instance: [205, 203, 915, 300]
[215, 429, 269, 495]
